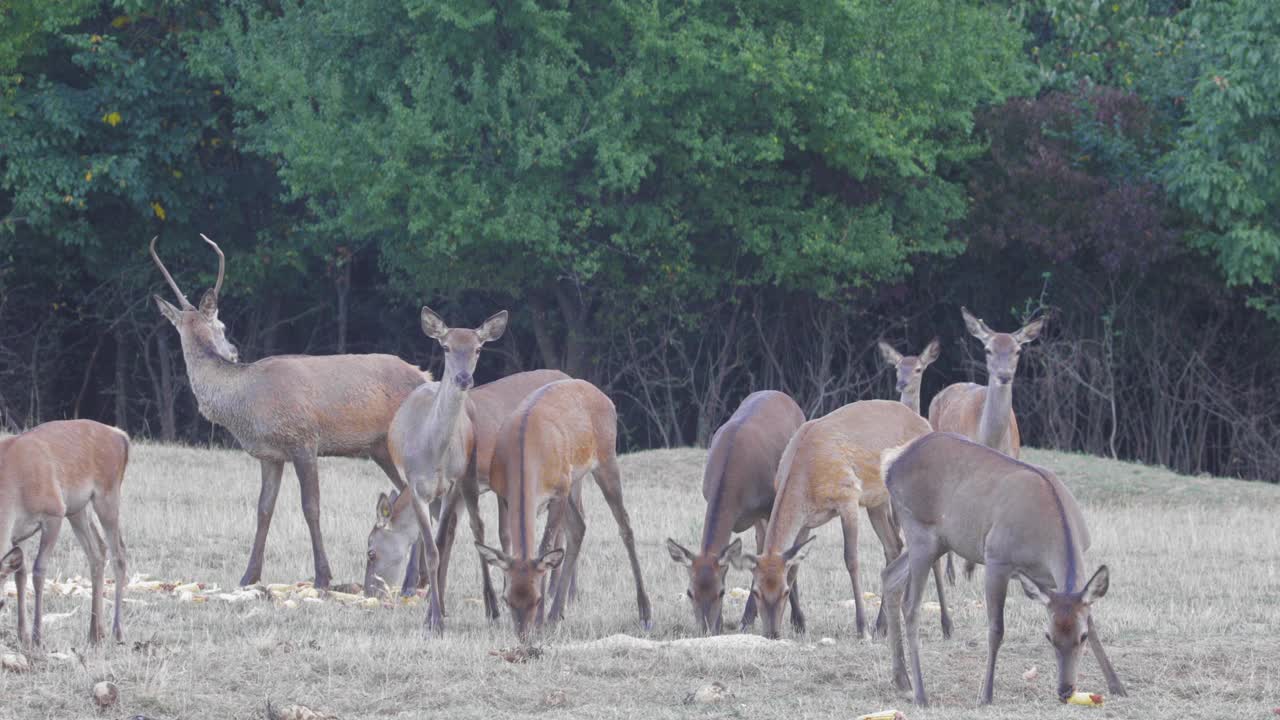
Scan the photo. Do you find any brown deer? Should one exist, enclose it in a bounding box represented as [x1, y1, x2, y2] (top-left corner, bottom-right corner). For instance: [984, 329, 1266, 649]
[881, 432, 1126, 706]
[150, 235, 429, 589]
[929, 307, 1044, 582]
[877, 337, 952, 636]
[363, 369, 569, 611]
[475, 379, 651, 642]
[877, 338, 940, 415]
[0, 420, 129, 647]
[374, 306, 507, 633]
[735, 400, 950, 639]
[665, 391, 805, 634]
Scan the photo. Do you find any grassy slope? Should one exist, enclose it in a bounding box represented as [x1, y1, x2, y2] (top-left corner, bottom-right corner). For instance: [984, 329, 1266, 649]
[1, 442, 1277, 719]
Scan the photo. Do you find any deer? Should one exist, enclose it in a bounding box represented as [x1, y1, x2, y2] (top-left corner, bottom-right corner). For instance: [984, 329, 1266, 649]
[363, 368, 570, 610]
[877, 338, 940, 415]
[928, 307, 1045, 583]
[150, 235, 430, 589]
[665, 390, 805, 634]
[876, 337, 953, 637]
[370, 306, 508, 633]
[734, 400, 951, 640]
[0, 420, 129, 648]
[475, 379, 651, 643]
[880, 431, 1127, 706]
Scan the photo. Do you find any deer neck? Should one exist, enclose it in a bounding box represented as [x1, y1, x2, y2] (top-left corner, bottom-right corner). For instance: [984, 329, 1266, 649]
[178, 336, 248, 430]
[899, 386, 921, 415]
[421, 375, 470, 462]
[976, 377, 1013, 451]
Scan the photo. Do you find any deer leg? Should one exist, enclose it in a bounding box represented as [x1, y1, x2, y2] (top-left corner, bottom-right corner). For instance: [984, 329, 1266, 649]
[92, 487, 129, 643]
[534, 497, 568, 630]
[945, 552, 956, 585]
[292, 453, 332, 589]
[787, 526, 810, 633]
[241, 458, 284, 587]
[739, 520, 767, 630]
[497, 496, 511, 555]
[866, 502, 903, 639]
[406, 485, 444, 635]
[548, 495, 586, 625]
[932, 556, 953, 639]
[904, 548, 937, 707]
[458, 472, 500, 621]
[591, 456, 653, 632]
[66, 512, 107, 645]
[566, 478, 585, 604]
[428, 483, 462, 613]
[838, 507, 869, 639]
[979, 562, 1011, 705]
[14, 554, 30, 649]
[30, 520, 62, 648]
[882, 551, 912, 692]
[1087, 615, 1128, 696]
[369, 442, 406, 492]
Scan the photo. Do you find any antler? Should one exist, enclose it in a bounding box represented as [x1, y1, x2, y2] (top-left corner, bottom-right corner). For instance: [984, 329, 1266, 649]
[149, 236, 194, 309]
[199, 233, 225, 299]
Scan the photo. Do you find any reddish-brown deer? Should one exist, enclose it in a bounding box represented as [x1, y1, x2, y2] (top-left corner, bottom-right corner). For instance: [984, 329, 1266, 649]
[150, 235, 429, 589]
[877, 338, 940, 415]
[881, 432, 1126, 706]
[0, 420, 129, 648]
[735, 400, 950, 639]
[476, 379, 651, 642]
[363, 369, 569, 614]
[665, 391, 805, 634]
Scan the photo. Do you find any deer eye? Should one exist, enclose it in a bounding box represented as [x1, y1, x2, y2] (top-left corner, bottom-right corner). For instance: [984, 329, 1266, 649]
[718, 589, 725, 598]
[441, 344, 451, 352]
[686, 589, 693, 599]
[1080, 632, 1088, 644]
[1045, 632, 1052, 643]
[367, 549, 376, 560]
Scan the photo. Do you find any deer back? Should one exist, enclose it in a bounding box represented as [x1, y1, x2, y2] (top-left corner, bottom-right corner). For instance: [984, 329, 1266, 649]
[927, 382, 1021, 456]
[467, 369, 571, 493]
[0, 420, 128, 523]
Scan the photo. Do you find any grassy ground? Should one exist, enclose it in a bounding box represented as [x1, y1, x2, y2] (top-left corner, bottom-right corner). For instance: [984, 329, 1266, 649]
[1, 441, 1277, 719]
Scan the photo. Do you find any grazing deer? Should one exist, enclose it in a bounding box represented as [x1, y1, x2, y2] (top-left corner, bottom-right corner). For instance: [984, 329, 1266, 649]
[475, 379, 651, 642]
[150, 235, 429, 589]
[881, 432, 1127, 706]
[735, 400, 949, 640]
[877, 338, 940, 415]
[363, 369, 569, 610]
[665, 391, 805, 634]
[0, 420, 129, 647]
[877, 337, 952, 636]
[929, 307, 1044, 583]
[376, 306, 507, 633]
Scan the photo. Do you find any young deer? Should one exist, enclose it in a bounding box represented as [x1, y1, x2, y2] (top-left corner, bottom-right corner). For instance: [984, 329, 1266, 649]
[877, 338, 940, 415]
[0, 420, 129, 647]
[381, 307, 507, 633]
[665, 391, 805, 634]
[929, 308, 1044, 582]
[881, 432, 1126, 706]
[151, 236, 429, 589]
[735, 400, 949, 640]
[475, 379, 651, 643]
[363, 369, 569, 609]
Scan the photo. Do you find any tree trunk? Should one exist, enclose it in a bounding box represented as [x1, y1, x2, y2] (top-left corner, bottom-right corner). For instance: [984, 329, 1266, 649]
[336, 256, 350, 354]
[114, 330, 128, 429]
[156, 330, 177, 442]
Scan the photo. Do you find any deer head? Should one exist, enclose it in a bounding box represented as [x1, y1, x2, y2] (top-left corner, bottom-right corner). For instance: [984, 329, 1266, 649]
[476, 543, 563, 643]
[150, 235, 239, 363]
[878, 338, 940, 397]
[961, 307, 1044, 386]
[363, 490, 411, 598]
[420, 307, 508, 391]
[0, 547, 21, 611]
[665, 537, 742, 635]
[1018, 565, 1110, 703]
[733, 537, 814, 639]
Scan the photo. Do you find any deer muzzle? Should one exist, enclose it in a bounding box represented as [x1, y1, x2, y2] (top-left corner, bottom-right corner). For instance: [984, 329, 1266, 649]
[453, 371, 474, 389]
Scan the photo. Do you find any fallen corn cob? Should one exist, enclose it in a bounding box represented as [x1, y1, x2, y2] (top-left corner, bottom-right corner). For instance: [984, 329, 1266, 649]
[1067, 692, 1104, 706]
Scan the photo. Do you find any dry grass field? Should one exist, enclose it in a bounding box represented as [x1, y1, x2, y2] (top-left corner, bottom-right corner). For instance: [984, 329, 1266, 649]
[1, 441, 1278, 719]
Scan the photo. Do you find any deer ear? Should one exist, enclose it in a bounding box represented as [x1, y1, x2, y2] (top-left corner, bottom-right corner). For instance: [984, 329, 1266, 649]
[536, 548, 565, 572]
[0, 547, 21, 575]
[919, 338, 941, 366]
[717, 537, 743, 568]
[376, 492, 394, 520]
[1013, 316, 1046, 345]
[666, 538, 695, 567]
[420, 306, 449, 340]
[1016, 572, 1054, 605]
[1081, 565, 1109, 604]
[731, 551, 758, 572]
[199, 288, 219, 318]
[877, 341, 903, 367]
[476, 310, 508, 343]
[154, 295, 182, 326]
[961, 307, 994, 342]
[475, 543, 512, 571]
[782, 536, 815, 567]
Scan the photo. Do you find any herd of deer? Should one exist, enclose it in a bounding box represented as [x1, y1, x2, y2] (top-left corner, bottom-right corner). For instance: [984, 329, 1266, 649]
[0, 236, 1129, 706]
